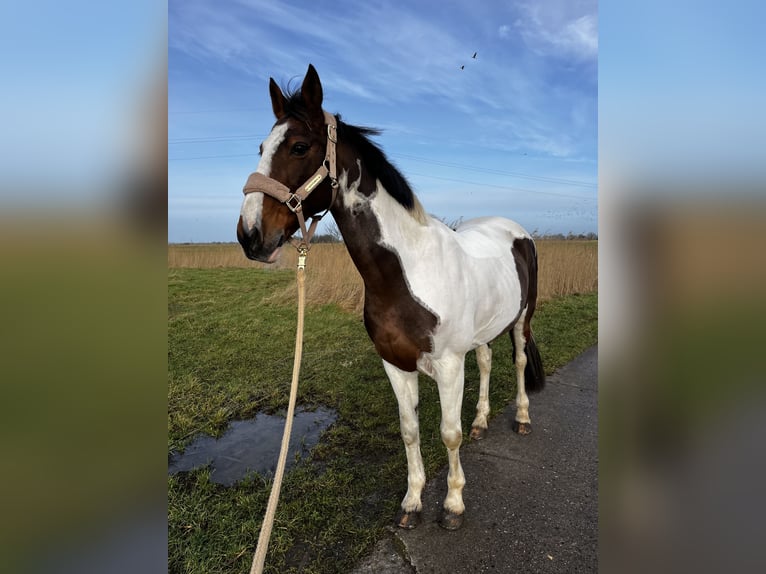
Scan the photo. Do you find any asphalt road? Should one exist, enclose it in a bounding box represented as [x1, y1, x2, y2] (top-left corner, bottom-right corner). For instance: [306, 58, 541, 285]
[353, 345, 598, 573]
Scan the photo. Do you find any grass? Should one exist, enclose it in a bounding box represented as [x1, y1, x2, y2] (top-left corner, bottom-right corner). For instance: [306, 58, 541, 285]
[168, 264, 597, 574]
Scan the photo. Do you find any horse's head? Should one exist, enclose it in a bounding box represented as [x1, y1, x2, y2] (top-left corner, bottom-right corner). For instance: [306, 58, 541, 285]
[237, 64, 336, 262]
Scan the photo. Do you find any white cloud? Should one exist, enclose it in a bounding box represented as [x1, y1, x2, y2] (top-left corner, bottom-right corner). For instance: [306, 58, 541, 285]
[498, 24, 511, 38]
[560, 14, 598, 59]
[515, 1, 598, 60]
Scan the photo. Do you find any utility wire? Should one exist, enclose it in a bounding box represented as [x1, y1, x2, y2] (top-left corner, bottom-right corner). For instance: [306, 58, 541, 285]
[169, 107, 265, 114]
[169, 153, 255, 161]
[169, 134, 267, 144]
[167, 154, 596, 201]
[391, 153, 596, 188]
[407, 171, 597, 201]
[169, 144, 595, 190]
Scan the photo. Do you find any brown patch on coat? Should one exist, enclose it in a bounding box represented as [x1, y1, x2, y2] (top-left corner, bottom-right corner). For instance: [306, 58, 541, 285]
[363, 271, 438, 372]
[331, 147, 438, 373]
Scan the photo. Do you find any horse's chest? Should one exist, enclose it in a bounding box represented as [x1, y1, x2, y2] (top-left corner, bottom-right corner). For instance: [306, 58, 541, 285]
[363, 292, 438, 373]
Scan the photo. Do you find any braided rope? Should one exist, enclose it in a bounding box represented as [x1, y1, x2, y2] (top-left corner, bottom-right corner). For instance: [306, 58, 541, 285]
[249, 261, 307, 574]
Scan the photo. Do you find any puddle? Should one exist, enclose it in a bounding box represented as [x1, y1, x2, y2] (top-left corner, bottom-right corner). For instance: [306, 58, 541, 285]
[168, 406, 337, 486]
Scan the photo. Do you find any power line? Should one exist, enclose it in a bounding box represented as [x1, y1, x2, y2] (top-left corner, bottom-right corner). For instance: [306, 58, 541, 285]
[169, 134, 267, 145]
[168, 157, 597, 200]
[169, 153, 255, 161]
[391, 153, 596, 188]
[169, 139, 595, 190]
[169, 107, 265, 115]
[407, 171, 597, 201]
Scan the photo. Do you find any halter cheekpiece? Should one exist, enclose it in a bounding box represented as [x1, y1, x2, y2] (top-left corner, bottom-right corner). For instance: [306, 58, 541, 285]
[242, 110, 338, 250]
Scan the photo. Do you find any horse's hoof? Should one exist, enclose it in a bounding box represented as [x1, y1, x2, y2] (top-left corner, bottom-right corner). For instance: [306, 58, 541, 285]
[395, 510, 421, 529]
[512, 421, 532, 435]
[439, 510, 464, 530]
[470, 426, 487, 440]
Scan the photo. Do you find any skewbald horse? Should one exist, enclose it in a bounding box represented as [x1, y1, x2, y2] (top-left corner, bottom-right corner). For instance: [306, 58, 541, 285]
[238, 65, 544, 530]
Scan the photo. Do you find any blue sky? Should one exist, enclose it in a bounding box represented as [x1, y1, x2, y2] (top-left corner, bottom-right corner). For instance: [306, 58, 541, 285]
[0, 1, 163, 201]
[169, 0, 597, 243]
[599, 0, 766, 190]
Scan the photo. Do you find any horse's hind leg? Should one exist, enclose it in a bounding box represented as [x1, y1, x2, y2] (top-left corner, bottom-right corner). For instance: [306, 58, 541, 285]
[383, 360, 425, 529]
[511, 318, 532, 435]
[470, 344, 492, 440]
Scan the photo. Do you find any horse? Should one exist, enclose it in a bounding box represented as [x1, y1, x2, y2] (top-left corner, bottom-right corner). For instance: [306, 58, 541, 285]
[237, 64, 545, 530]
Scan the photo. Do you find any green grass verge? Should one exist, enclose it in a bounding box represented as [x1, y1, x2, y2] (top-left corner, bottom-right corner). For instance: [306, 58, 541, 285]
[169, 269, 597, 573]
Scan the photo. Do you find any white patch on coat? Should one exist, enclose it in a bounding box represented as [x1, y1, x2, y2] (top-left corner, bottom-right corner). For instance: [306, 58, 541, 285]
[368, 183, 531, 357]
[240, 123, 289, 232]
[367, 180, 535, 520]
[338, 160, 368, 213]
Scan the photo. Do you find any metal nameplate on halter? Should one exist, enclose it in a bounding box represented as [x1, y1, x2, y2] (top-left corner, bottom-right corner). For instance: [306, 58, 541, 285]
[286, 194, 302, 213]
[304, 171, 325, 193]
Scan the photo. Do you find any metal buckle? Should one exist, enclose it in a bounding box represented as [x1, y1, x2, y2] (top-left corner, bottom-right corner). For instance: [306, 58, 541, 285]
[286, 194, 302, 213]
[327, 123, 337, 143]
[297, 245, 308, 270]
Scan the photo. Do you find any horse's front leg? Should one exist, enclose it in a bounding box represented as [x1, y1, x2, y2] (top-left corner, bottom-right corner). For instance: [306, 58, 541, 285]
[433, 353, 467, 530]
[383, 360, 425, 529]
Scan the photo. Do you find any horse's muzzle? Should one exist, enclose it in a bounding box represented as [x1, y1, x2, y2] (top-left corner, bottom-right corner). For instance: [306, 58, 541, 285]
[237, 216, 265, 262]
[237, 216, 283, 263]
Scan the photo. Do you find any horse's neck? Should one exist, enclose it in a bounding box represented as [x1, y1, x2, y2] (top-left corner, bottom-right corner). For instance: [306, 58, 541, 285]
[330, 165, 427, 290]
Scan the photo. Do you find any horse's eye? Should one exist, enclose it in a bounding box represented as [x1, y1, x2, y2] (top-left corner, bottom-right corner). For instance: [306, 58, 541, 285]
[290, 142, 310, 156]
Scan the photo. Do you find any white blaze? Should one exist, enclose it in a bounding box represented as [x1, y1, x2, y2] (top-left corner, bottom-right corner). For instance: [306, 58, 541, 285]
[240, 122, 289, 231]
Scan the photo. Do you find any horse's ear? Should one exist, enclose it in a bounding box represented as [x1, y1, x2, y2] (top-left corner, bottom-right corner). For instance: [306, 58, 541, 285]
[269, 77, 286, 119]
[301, 64, 324, 120]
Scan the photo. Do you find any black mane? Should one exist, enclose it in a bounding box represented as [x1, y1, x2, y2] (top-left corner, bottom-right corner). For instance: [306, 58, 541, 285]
[281, 90, 416, 210]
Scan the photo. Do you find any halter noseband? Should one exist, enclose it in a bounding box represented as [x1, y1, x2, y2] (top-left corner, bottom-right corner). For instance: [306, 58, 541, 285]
[242, 110, 339, 250]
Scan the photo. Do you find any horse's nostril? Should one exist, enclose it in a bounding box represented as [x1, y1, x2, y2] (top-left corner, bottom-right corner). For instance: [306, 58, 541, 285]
[236, 217, 248, 243]
[236, 217, 256, 240]
[237, 218, 262, 255]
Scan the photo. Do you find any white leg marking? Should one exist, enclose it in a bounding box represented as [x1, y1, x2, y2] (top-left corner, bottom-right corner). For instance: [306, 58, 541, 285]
[383, 360, 425, 513]
[239, 123, 288, 232]
[471, 344, 492, 431]
[433, 353, 466, 515]
[513, 320, 531, 425]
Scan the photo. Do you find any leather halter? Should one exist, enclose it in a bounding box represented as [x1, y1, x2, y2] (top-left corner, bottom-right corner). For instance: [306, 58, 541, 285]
[242, 110, 338, 249]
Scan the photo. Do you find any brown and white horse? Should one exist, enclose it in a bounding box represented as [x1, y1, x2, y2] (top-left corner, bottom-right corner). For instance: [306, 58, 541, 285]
[237, 65, 544, 530]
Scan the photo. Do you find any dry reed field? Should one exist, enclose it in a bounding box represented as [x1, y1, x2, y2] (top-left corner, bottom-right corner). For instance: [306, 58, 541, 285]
[536, 240, 598, 300]
[168, 239, 597, 314]
[167, 243, 272, 269]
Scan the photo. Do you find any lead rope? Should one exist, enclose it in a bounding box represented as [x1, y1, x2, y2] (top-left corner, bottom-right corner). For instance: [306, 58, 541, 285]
[249, 246, 308, 574]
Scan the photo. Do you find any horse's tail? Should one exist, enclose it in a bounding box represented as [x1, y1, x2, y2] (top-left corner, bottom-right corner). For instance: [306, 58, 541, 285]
[523, 333, 545, 393]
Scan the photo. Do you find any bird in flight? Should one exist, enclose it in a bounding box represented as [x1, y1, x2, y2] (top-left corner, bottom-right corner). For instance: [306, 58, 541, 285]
[460, 52, 477, 70]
